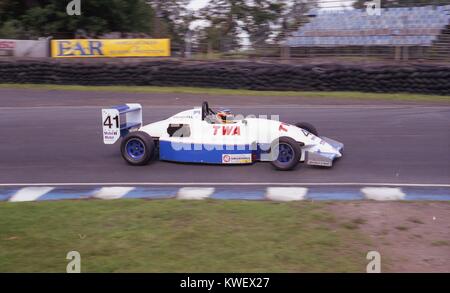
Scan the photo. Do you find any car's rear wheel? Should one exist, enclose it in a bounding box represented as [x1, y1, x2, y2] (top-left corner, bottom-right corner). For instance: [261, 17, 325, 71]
[270, 137, 302, 171]
[121, 131, 155, 166]
[295, 122, 318, 136]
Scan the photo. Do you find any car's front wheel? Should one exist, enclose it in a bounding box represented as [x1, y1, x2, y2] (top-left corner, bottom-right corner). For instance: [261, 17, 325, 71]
[270, 137, 302, 171]
[121, 131, 155, 166]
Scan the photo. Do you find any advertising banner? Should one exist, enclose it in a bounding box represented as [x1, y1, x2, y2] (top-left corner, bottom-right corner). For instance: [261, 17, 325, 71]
[51, 39, 171, 57]
[0, 40, 16, 56]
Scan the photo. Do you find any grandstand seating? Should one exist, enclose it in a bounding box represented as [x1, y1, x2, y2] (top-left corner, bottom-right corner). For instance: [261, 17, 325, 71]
[286, 5, 450, 47]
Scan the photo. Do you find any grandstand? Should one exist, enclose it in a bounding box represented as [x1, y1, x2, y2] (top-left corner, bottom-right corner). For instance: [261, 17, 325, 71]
[284, 5, 450, 60]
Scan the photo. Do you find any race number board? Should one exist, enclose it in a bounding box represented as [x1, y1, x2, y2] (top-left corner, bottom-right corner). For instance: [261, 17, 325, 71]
[102, 109, 120, 144]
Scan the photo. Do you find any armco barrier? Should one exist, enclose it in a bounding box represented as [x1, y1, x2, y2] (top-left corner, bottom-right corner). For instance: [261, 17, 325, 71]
[0, 60, 449, 95]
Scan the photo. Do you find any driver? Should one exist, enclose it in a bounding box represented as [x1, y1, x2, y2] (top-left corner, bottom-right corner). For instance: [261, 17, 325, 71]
[216, 108, 234, 124]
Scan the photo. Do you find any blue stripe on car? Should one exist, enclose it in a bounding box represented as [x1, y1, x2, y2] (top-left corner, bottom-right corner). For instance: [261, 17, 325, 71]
[112, 104, 130, 112]
[159, 141, 256, 164]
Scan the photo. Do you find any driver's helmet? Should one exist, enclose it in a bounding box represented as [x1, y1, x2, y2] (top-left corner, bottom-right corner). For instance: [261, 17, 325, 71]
[216, 108, 234, 123]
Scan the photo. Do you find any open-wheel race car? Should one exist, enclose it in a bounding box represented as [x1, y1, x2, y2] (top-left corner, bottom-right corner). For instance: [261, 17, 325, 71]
[101, 102, 343, 170]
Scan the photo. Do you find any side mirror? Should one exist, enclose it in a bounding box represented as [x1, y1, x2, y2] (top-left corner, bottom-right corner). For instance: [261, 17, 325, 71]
[242, 119, 248, 125]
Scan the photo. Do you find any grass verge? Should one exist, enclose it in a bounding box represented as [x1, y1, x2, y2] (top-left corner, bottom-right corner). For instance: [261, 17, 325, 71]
[0, 199, 369, 272]
[0, 83, 449, 102]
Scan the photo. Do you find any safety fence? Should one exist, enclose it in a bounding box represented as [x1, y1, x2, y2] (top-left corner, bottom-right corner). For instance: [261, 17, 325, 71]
[0, 60, 449, 95]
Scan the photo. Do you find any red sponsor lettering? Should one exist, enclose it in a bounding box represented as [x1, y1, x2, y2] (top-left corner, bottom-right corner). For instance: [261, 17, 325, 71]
[233, 126, 240, 136]
[213, 126, 241, 136]
[0, 41, 15, 49]
[279, 123, 288, 132]
[213, 125, 220, 135]
[223, 126, 233, 135]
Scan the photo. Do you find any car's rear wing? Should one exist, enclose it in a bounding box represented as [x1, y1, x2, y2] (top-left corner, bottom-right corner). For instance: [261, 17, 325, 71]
[101, 104, 142, 144]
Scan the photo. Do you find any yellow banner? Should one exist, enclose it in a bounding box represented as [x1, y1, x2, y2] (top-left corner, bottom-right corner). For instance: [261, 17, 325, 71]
[51, 39, 170, 58]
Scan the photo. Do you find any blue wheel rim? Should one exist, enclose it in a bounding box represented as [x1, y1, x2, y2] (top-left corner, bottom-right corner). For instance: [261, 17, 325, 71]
[126, 138, 146, 160]
[277, 143, 294, 163]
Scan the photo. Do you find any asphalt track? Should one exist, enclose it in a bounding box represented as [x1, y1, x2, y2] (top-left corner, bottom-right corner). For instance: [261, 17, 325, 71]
[0, 88, 449, 185]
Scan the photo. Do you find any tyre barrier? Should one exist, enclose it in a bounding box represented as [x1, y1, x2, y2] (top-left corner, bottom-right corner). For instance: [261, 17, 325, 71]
[0, 60, 449, 95]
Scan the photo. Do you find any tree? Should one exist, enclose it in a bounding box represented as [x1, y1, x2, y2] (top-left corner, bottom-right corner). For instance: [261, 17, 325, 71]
[272, 0, 318, 44]
[0, 0, 155, 38]
[196, 0, 285, 51]
[146, 0, 193, 49]
[279, 0, 317, 32]
[244, 0, 283, 47]
[196, 0, 244, 52]
[194, 0, 319, 51]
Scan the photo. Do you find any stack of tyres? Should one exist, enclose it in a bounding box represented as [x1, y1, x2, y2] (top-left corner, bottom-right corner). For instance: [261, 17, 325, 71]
[0, 60, 448, 95]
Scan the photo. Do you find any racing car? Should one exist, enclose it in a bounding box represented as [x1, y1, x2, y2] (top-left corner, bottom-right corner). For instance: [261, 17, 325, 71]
[101, 102, 343, 170]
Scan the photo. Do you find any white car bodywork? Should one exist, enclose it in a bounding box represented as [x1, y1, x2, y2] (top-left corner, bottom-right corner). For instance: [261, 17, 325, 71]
[102, 103, 343, 167]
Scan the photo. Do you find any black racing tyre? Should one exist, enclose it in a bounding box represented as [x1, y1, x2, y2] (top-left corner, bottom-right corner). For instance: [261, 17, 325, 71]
[121, 131, 155, 166]
[295, 122, 319, 136]
[270, 137, 302, 171]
